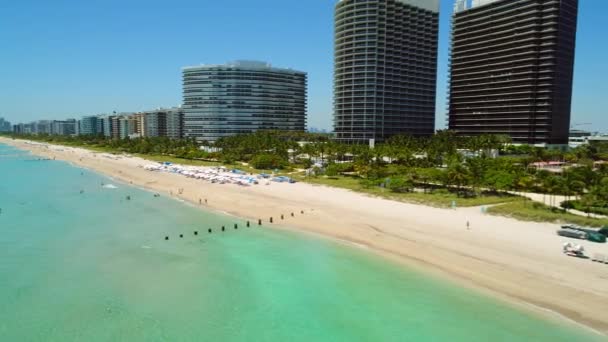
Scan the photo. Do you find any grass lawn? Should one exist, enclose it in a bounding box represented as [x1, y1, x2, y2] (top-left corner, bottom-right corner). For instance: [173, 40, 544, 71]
[488, 200, 608, 227]
[296, 174, 520, 208]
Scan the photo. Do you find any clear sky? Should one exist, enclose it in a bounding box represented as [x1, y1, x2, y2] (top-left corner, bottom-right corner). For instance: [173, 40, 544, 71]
[0, 0, 606, 132]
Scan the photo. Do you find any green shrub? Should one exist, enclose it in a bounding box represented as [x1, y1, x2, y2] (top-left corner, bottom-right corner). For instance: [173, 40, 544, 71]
[387, 177, 413, 193]
[489, 200, 608, 227]
[360, 178, 384, 189]
[324, 162, 355, 176]
[561, 200, 608, 216]
[251, 154, 287, 170]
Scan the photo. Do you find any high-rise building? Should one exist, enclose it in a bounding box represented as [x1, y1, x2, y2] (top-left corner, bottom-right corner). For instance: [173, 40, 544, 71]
[35, 121, 52, 135]
[144, 107, 183, 139]
[51, 119, 77, 136]
[448, 0, 578, 145]
[96, 116, 107, 136]
[130, 113, 146, 137]
[110, 116, 121, 139]
[0, 117, 11, 132]
[182, 60, 307, 142]
[333, 0, 440, 143]
[80, 116, 100, 135]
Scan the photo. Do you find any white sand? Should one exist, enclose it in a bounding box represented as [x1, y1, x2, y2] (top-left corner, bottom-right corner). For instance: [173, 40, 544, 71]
[3, 137, 607, 335]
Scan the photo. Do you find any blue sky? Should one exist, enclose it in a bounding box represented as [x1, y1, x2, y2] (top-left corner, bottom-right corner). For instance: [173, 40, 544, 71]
[0, 0, 606, 132]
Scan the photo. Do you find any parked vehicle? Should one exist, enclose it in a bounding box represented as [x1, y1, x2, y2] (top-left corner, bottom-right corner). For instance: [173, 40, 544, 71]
[561, 224, 606, 243]
[587, 232, 607, 243]
[599, 227, 608, 238]
[557, 228, 587, 240]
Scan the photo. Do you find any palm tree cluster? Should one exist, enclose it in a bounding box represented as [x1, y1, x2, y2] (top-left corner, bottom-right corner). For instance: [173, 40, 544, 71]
[5, 130, 608, 214]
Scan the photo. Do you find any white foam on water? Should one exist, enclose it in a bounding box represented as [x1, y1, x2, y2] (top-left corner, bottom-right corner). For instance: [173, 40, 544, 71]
[103, 184, 118, 189]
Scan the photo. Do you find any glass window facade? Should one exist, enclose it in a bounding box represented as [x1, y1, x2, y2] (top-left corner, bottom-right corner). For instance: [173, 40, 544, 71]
[182, 61, 307, 142]
[334, 0, 440, 143]
[448, 0, 578, 145]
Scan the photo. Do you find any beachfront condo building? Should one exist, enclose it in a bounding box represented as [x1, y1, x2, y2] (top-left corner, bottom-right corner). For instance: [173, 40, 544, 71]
[79, 116, 100, 135]
[143, 107, 183, 139]
[448, 0, 579, 145]
[10, 120, 75, 136]
[50, 119, 77, 136]
[182, 60, 307, 142]
[333, 0, 440, 144]
[118, 115, 143, 139]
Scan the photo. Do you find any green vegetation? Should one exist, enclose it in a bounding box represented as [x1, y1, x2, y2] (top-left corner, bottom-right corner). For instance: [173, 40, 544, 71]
[488, 201, 608, 227]
[297, 175, 520, 208]
[562, 200, 608, 216]
[3, 130, 608, 221]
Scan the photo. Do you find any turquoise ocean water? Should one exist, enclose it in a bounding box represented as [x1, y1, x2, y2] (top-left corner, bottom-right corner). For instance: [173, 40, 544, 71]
[0, 143, 603, 341]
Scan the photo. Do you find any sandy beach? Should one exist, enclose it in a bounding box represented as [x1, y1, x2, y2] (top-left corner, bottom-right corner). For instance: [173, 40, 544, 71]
[2, 137, 608, 336]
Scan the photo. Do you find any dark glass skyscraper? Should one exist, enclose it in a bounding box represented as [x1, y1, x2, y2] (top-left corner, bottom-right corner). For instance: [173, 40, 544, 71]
[448, 0, 578, 145]
[334, 0, 440, 143]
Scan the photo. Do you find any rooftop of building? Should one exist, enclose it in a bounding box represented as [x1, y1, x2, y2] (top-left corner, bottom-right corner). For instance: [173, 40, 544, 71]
[337, 0, 439, 12]
[141, 107, 182, 114]
[182, 60, 306, 74]
[453, 0, 504, 13]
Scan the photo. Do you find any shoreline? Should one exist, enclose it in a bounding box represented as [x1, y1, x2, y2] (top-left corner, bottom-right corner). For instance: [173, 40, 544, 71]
[2, 137, 607, 336]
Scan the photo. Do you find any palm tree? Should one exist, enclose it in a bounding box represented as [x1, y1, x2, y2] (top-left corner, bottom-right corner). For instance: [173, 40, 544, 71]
[445, 162, 471, 197]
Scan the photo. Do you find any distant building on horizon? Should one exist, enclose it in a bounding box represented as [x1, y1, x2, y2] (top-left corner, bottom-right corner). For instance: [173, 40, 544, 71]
[182, 60, 307, 142]
[51, 119, 77, 136]
[308, 127, 330, 134]
[35, 120, 52, 135]
[79, 116, 101, 135]
[448, 0, 579, 146]
[9, 119, 76, 136]
[0, 117, 11, 132]
[333, 0, 440, 144]
[143, 107, 183, 140]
